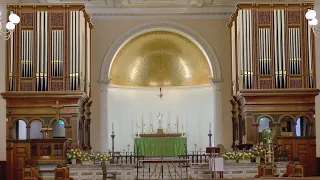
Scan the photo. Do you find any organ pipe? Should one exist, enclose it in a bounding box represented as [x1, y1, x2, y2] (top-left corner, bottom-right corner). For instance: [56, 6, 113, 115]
[229, 3, 315, 91]
[6, 5, 93, 92]
[237, 9, 253, 89]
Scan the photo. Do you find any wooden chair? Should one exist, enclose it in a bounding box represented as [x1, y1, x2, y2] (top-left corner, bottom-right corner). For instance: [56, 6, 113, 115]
[282, 162, 304, 177]
[54, 164, 74, 180]
[22, 164, 43, 180]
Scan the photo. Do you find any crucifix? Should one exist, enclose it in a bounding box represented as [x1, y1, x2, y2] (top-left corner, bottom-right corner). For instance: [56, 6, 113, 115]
[157, 113, 163, 129]
[52, 100, 63, 121]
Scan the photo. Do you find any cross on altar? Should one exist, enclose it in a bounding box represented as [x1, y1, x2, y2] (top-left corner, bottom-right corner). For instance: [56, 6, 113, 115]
[157, 113, 163, 129]
[52, 100, 63, 121]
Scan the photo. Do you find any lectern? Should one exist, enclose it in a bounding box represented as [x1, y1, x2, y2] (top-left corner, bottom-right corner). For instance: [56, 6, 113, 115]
[206, 147, 223, 179]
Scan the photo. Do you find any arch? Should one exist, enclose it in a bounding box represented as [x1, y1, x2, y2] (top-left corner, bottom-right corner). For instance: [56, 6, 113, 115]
[257, 116, 272, 133]
[279, 115, 296, 124]
[99, 20, 223, 82]
[11, 118, 28, 127]
[296, 116, 312, 136]
[29, 118, 45, 126]
[256, 114, 275, 124]
[49, 117, 67, 127]
[30, 120, 43, 139]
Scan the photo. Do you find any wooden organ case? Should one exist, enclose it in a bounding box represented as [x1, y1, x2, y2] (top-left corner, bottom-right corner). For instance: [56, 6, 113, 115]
[2, 4, 93, 180]
[229, 3, 318, 176]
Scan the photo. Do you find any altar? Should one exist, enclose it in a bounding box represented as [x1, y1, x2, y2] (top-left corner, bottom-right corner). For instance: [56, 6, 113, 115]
[134, 137, 187, 156]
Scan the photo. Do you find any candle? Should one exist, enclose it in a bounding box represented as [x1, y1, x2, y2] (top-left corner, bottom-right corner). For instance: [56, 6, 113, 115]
[209, 122, 211, 131]
[177, 117, 179, 132]
[160, 87, 162, 92]
[112, 123, 114, 132]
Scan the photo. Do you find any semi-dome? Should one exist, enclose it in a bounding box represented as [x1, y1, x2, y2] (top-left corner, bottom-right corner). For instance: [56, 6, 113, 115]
[110, 31, 211, 87]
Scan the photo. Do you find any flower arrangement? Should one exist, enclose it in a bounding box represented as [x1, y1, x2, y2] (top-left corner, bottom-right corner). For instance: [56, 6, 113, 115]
[251, 145, 266, 158]
[67, 147, 83, 160]
[222, 151, 237, 160]
[80, 153, 94, 162]
[235, 151, 255, 160]
[93, 153, 112, 162]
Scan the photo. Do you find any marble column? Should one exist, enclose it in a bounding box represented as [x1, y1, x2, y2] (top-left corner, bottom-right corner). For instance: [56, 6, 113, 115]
[210, 78, 223, 147]
[315, 1, 320, 157]
[99, 79, 111, 153]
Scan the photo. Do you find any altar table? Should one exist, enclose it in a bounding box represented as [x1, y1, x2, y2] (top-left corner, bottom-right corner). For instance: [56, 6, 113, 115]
[134, 137, 187, 156]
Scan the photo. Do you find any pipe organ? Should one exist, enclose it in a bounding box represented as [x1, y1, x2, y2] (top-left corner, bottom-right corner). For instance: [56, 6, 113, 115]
[6, 4, 93, 94]
[229, 3, 315, 91]
[229, 3, 318, 176]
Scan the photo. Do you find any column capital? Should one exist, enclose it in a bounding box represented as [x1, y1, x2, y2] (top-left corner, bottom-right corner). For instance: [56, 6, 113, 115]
[209, 77, 223, 91]
[98, 78, 112, 85]
[99, 78, 112, 92]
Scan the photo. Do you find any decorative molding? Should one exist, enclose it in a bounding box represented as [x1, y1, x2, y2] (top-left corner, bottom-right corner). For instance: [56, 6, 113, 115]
[88, 9, 233, 19]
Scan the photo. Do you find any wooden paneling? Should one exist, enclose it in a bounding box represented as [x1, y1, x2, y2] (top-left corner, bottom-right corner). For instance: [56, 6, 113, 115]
[278, 137, 316, 176]
[0, 161, 6, 180]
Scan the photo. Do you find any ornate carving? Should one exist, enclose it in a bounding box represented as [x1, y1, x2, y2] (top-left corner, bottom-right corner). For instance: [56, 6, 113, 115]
[258, 11, 270, 24]
[21, 13, 33, 26]
[290, 79, 302, 88]
[260, 80, 272, 89]
[271, 114, 282, 123]
[288, 11, 300, 24]
[20, 82, 32, 91]
[51, 13, 64, 26]
[43, 117, 52, 125]
[51, 82, 64, 91]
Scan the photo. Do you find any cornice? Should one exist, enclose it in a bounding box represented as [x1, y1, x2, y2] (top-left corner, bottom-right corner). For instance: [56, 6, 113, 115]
[86, 7, 234, 19]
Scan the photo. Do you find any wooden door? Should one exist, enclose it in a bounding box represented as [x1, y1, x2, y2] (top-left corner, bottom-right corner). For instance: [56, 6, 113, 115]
[279, 139, 295, 161]
[14, 143, 29, 180]
[295, 139, 310, 176]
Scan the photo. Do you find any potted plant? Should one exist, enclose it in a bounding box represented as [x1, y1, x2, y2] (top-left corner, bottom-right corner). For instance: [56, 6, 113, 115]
[222, 151, 237, 163]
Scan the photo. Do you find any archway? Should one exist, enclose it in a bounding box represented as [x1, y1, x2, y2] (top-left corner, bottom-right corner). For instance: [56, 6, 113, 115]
[99, 20, 223, 152]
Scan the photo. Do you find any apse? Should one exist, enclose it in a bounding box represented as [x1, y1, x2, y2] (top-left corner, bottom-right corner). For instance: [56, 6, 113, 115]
[107, 31, 215, 152]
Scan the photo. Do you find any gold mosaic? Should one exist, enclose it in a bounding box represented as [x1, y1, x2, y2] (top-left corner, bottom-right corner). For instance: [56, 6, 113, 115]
[110, 31, 211, 87]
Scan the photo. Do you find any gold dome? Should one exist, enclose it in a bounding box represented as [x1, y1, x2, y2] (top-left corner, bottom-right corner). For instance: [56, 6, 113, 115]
[110, 31, 211, 87]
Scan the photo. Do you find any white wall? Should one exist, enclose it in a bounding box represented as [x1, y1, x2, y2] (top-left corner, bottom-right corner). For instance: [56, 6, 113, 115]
[107, 85, 214, 153]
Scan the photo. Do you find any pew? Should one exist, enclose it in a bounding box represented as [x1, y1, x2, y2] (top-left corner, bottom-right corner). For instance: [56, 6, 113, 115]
[22, 164, 43, 180]
[54, 164, 74, 180]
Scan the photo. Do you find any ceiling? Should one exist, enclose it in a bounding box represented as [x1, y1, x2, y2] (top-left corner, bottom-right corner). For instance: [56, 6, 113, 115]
[110, 31, 211, 87]
[16, 0, 313, 19]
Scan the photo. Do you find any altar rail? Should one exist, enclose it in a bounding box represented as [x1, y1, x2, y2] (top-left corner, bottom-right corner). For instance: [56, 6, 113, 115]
[111, 151, 211, 165]
[110, 149, 288, 165]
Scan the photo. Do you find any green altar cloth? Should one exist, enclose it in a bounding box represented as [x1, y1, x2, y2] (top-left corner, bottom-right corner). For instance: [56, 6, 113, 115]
[134, 137, 187, 157]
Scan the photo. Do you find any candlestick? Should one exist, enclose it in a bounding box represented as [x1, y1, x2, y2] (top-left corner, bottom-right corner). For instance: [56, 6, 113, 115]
[177, 117, 179, 133]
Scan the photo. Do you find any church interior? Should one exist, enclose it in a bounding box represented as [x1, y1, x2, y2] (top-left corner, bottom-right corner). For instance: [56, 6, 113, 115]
[1, 0, 320, 179]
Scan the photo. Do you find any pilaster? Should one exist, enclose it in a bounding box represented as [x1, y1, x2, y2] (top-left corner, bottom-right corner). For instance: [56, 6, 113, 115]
[210, 78, 223, 146]
[99, 79, 111, 152]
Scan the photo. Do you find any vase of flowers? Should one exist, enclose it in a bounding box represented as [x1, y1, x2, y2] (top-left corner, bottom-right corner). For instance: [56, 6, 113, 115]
[222, 151, 237, 163]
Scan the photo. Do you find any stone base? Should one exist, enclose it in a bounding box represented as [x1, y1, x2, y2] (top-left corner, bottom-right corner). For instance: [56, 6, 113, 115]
[38, 162, 287, 180]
